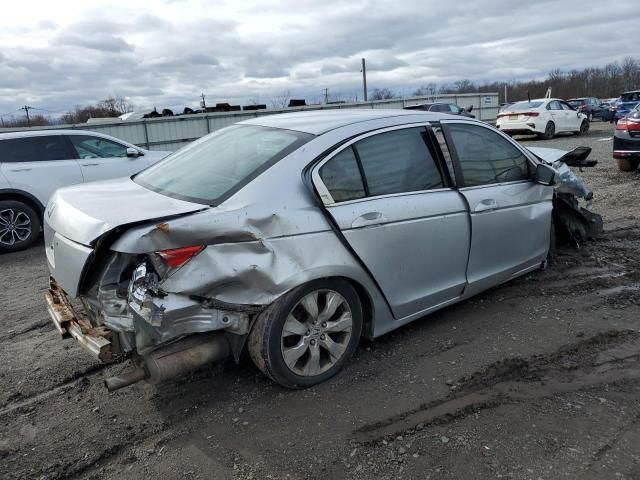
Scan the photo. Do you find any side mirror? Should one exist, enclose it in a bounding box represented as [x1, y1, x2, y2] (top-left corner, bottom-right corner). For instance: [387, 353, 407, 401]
[126, 147, 142, 158]
[466, 105, 473, 113]
[535, 163, 556, 186]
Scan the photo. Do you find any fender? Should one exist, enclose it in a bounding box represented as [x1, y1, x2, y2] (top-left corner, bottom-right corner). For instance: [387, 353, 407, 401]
[0, 188, 46, 216]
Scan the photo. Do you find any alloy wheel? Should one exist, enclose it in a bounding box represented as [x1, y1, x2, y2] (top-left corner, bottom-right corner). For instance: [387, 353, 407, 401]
[0, 208, 32, 247]
[280, 290, 353, 376]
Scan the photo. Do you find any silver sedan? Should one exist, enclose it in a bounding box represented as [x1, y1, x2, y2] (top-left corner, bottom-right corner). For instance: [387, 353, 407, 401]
[44, 109, 576, 391]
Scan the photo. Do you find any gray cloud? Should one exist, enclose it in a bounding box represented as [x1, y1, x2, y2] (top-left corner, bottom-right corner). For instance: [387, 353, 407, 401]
[0, 0, 638, 116]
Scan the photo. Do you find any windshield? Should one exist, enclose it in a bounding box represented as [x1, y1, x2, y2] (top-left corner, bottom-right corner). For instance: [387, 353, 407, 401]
[135, 125, 313, 205]
[504, 101, 544, 112]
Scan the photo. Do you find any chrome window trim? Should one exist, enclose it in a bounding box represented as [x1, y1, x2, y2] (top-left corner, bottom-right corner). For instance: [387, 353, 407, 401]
[311, 122, 434, 206]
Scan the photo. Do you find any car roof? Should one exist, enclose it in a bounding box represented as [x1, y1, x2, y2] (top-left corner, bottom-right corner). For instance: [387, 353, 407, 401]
[0, 129, 114, 140]
[238, 109, 453, 134]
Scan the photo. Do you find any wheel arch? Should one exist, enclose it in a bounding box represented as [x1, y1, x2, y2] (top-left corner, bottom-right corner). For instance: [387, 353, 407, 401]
[0, 189, 46, 220]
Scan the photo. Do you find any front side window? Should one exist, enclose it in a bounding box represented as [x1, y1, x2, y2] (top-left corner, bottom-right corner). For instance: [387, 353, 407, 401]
[448, 104, 461, 113]
[354, 128, 443, 196]
[69, 135, 128, 159]
[547, 101, 562, 110]
[0, 136, 71, 162]
[561, 102, 574, 111]
[135, 125, 312, 205]
[445, 123, 531, 187]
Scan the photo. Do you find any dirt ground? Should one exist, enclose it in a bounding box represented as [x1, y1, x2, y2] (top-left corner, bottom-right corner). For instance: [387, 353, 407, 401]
[1, 122, 639, 480]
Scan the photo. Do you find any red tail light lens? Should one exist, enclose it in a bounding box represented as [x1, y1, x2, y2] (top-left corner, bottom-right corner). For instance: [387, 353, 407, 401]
[616, 119, 628, 131]
[496, 112, 539, 118]
[156, 245, 204, 269]
[627, 119, 640, 131]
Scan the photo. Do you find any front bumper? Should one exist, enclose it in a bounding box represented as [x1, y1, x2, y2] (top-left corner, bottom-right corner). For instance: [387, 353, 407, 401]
[45, 278, 113, 362]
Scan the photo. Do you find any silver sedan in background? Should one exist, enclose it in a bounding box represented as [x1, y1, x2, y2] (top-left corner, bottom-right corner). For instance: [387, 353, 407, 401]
[44, 109, 582, 391]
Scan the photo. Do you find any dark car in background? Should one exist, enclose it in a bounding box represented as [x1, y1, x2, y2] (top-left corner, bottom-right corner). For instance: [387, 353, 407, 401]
[613, 90, 640, 122]
[599, 98, 618, 122]
[404, 102, 475, 118]
[567, 97, 603, 121]
[614, 103, 640, 171]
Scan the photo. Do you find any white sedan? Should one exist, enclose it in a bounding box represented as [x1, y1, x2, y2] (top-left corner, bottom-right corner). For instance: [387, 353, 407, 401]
[496, 99, 589, 139]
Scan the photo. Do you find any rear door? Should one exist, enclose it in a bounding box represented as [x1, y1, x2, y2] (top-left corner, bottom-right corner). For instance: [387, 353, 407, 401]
[312, 124, 470, 319]
[546, 100, 565, 131]
[440, 120, 553, 296]
[67, 134, 149, 183]
[0, 135, 83, 206]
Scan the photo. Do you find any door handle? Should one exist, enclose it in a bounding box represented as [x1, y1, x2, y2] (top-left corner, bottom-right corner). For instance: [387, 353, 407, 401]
[474, 199, 498, 212]
[81, 163, 99, 166]
[351, 211, 386, 228]
[10, 167, 31, 172]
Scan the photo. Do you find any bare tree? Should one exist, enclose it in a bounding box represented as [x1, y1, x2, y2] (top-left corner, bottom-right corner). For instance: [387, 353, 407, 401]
[370, 88, 396, 100]
[61, 96, 135, 123]
[270, 90, 292, 109]
[413, 83, 438, 97]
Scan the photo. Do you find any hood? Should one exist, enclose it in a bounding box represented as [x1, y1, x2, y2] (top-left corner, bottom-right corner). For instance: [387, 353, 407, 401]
[45, 177, 207, 246]
[526, 146, 594, 167]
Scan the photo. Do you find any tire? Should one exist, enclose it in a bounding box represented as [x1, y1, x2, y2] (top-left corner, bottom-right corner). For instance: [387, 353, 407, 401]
[0, 200, 40, 253]
[576, 120, 589, 136]
[248, 278, 363, 389]
[540, 121, 555, 140]
[617, 158, 640, 172]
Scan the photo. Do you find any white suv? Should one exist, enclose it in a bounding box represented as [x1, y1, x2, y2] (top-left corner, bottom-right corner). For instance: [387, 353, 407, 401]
[0, 130, 171, 252]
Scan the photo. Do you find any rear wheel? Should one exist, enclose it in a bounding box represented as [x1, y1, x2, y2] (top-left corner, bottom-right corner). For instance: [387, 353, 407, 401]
[540, 122, 555, 140]
[0, 201, 40, 253]
[248, 278, 363, 389]
[617, 158, 640, 172]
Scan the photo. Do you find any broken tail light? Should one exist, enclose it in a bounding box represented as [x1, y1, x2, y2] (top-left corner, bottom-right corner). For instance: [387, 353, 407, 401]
[156, 246, 205, 269]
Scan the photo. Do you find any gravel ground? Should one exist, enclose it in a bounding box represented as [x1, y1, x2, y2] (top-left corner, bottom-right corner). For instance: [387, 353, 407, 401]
[1, 122, 639, 479]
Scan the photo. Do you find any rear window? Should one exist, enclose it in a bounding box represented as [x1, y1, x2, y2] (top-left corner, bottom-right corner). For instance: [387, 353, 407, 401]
[0, 136, 71, 163]
[135, 125, 312, 205]
[504, 101, 544, 111]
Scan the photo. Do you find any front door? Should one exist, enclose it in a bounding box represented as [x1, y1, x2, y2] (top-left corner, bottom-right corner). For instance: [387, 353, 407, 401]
[67, 134, 148, 183]
[440, 121, 553, 296]
[312, 125, 470, 319]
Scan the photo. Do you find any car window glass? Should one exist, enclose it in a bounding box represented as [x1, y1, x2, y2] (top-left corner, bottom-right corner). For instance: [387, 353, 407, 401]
[0, 136, 71, 162]
[435, 104, 448, 112]
[561, 102, 574, 111]
[445, 124, 531, 187]
[547, 101, 562, 110]
[69, 135, 128, 159]
[319, 146, 366, 202]
[354, 127, 443, 196]
[448, 104, 460, 113]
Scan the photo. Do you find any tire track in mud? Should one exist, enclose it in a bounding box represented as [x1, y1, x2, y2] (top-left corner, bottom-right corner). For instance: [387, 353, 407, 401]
[353, 330, 640, 443]
[0, 362, 110, 415]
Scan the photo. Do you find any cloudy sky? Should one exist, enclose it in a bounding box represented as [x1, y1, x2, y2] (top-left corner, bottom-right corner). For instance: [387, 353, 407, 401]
[1, 0, 638, 117]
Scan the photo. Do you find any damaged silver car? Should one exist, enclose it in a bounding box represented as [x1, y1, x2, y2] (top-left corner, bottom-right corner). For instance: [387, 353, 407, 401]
[43, 110, 600, 391]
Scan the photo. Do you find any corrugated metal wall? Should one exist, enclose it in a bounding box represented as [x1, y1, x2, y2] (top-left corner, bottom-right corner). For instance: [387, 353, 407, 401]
[1, 93, 499, 151]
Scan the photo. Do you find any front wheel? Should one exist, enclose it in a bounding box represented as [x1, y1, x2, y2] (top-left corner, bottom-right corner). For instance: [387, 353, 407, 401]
[576, 120, 589, 136]
[0, 201, 41, 253]
[248, 278, 363, 389]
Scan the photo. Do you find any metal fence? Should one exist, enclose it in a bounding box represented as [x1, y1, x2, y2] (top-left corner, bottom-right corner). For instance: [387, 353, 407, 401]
[0, 93, 499, 151]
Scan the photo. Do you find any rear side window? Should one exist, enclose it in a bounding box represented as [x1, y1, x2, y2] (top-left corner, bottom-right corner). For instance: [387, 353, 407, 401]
[69, 135, 128, 159]
[547, 101, 562, 110]
[0, 136, 71, 163]
[319, 147, 365, 202]
[354, 128, 443, 196]
[445, 123, 531, 187]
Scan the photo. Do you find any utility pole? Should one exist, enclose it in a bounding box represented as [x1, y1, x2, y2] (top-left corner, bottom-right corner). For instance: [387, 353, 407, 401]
[21, 105, 33, 127]
[323, 88, 329, 104]
[361, 58, 367, 102]
[200, 93, 207, 110]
